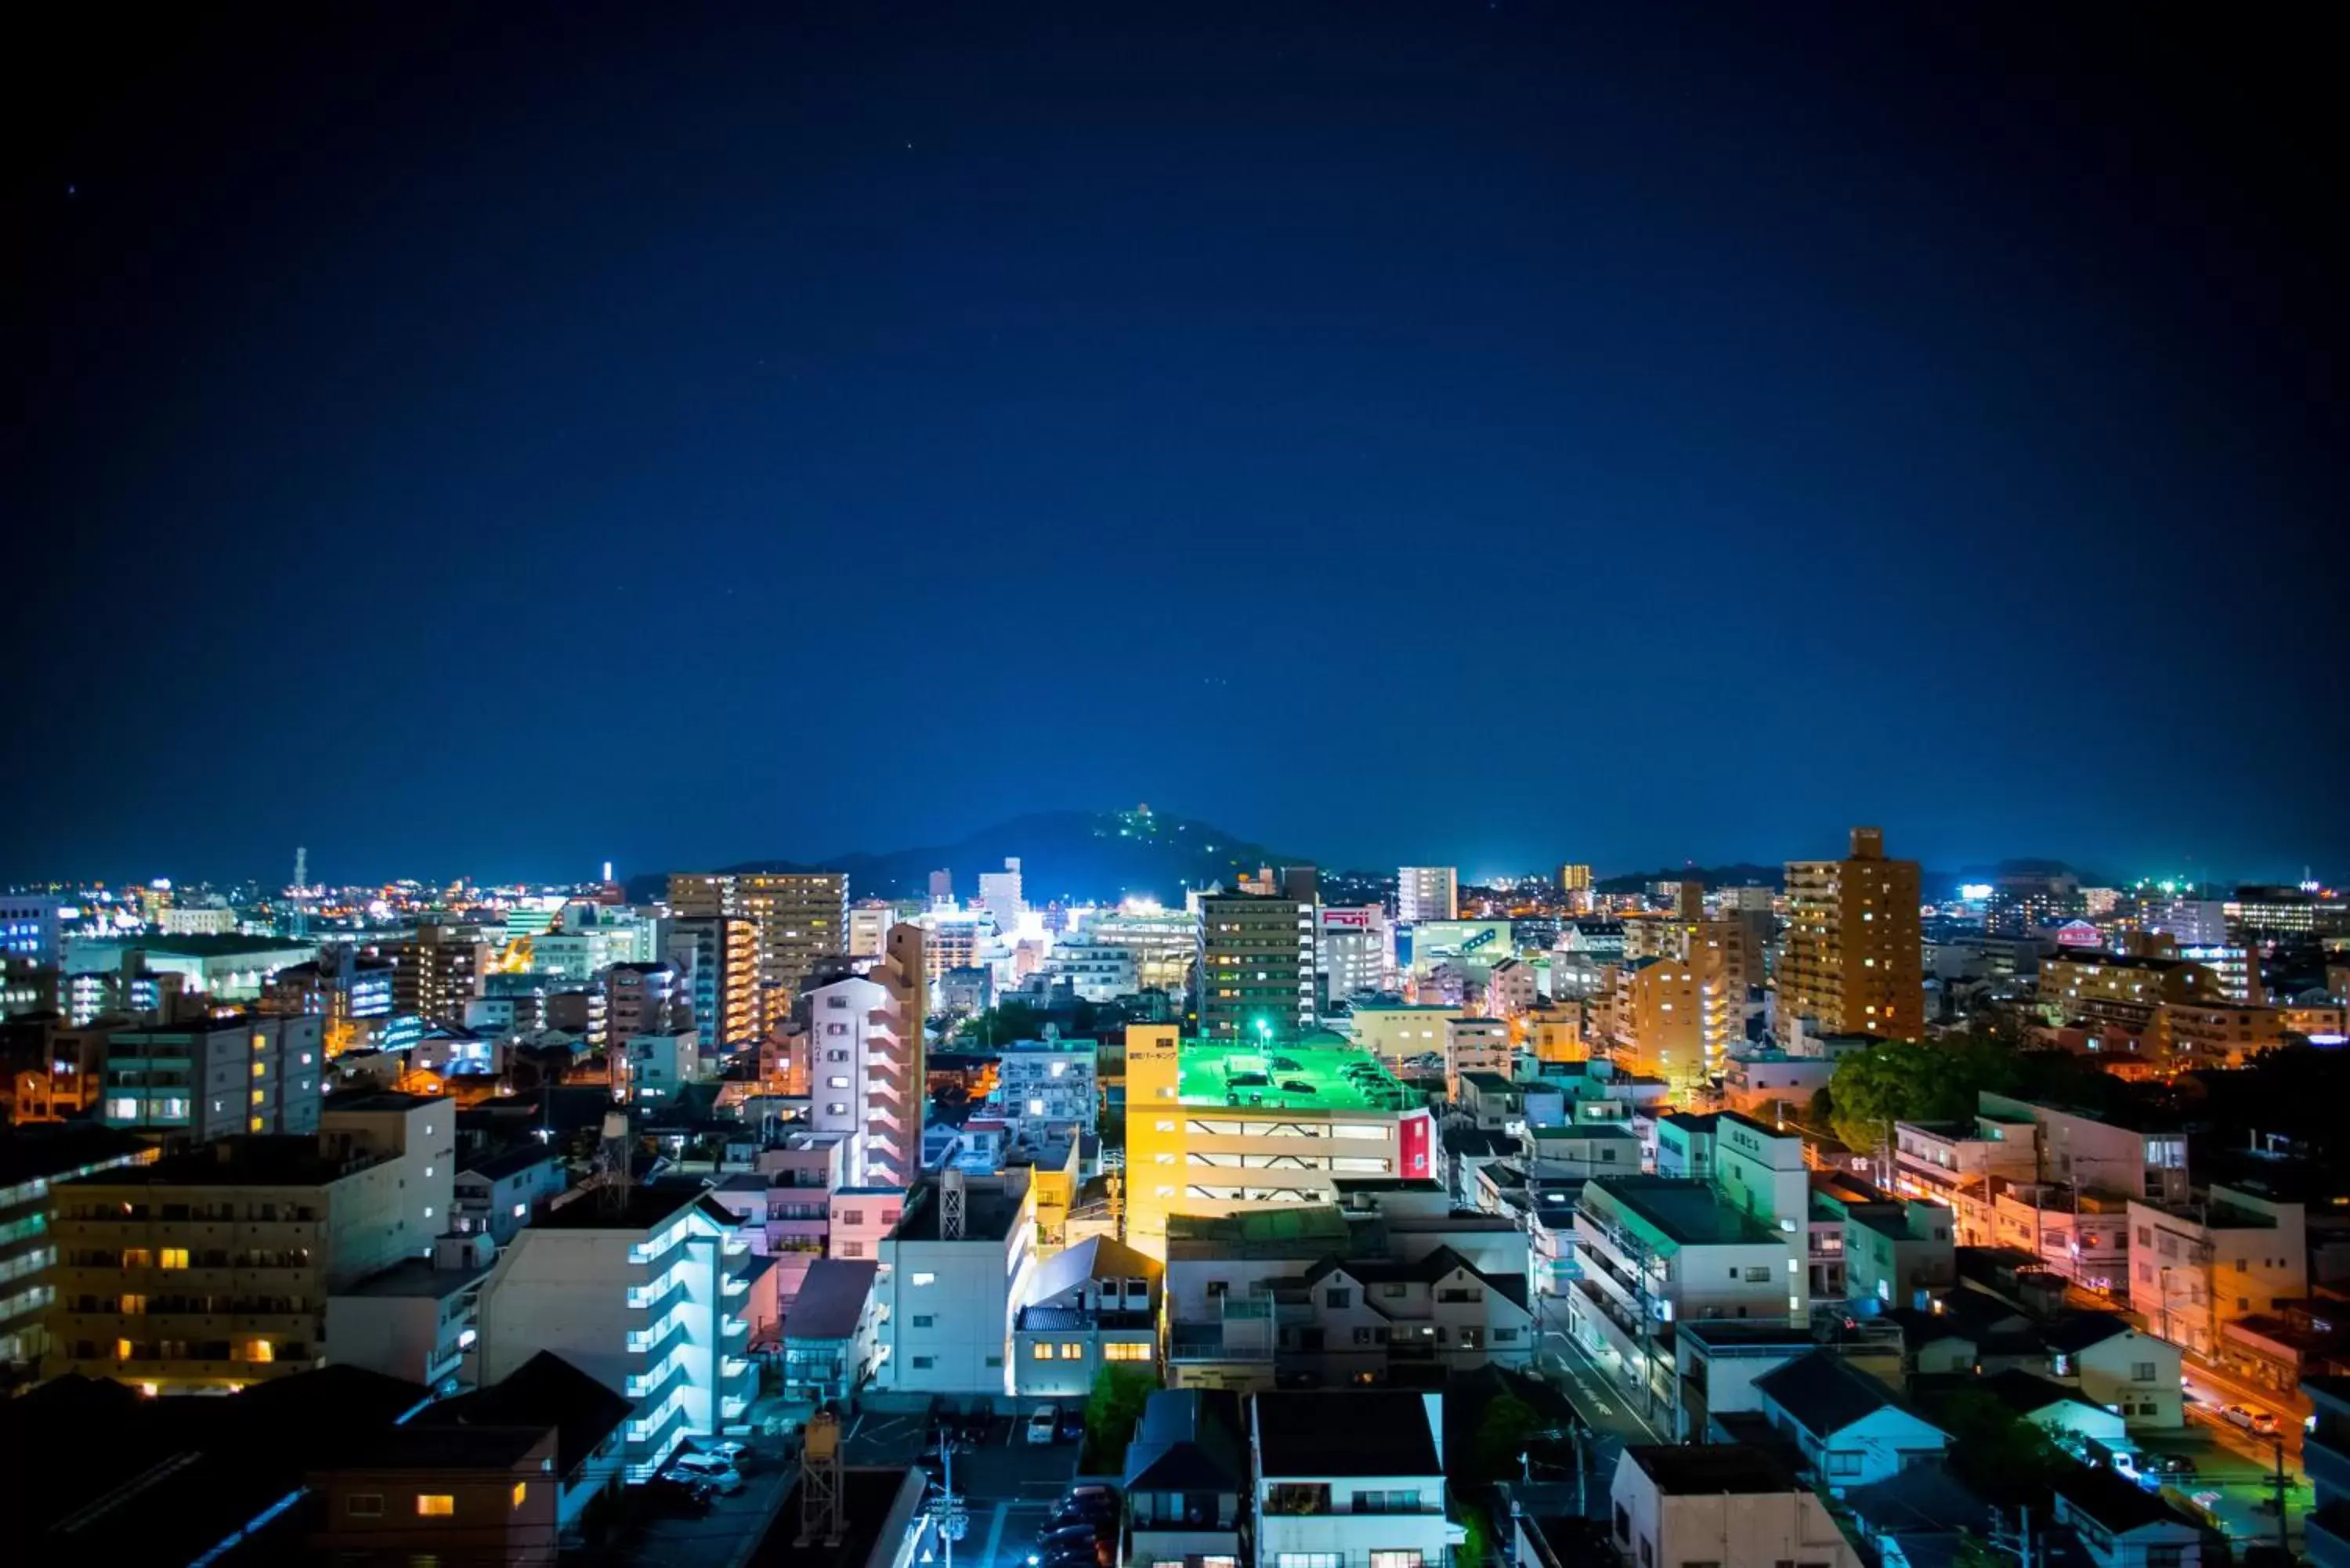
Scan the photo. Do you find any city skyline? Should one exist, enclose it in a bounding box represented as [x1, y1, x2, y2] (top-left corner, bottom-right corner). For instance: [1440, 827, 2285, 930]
[12, 6, 2345, 889]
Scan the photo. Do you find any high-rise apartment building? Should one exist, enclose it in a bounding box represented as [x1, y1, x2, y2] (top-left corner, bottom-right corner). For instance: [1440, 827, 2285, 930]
[735, 872, 849, 1000]
[474, 1183, 756, 1475]
[976, 858, 1025, 929]
[671, 914, 759, 1048]
[1774, 827, 1923, 1046]
[392, 923, 490, 1025]
[47, 1092, 451, 1391]
[1196, 894, 1317, 1041]
[1397, 866, 1459, 925]
[1560, 864, 1593, 894]
[665, 872, 849, 1026]
[99, 1012, 324, 1141]
[802, 925, 927, 1187]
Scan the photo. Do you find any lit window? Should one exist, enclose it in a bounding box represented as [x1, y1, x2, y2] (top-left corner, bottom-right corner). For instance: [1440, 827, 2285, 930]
[512, 1202, 527, 1218]
[251, 1089, 266, 1105]
[115, 1338, 134, 1360]
[1104, 1342, 1151, 1362]
[417, 1494, 455, 1516]
[512, 1481, 527, 1511]
[911, 1272, 936, 1286]
[160, 1248, 189, 1270]
[1033, 1342, 1054, 1360]
[251, 1061, 267, 1077]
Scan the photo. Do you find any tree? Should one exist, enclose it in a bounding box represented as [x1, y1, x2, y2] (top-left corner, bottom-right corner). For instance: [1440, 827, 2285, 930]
[1082, 1364, 1159, 1472]
[1466, 1393, 1544, 1486]
[1827, 1035, 2025, 1158]
[1929, 1387, 2066, 1501]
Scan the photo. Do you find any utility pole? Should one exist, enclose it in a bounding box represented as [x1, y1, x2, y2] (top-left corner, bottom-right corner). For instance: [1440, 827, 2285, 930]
[2269, 1440, 2292, 1560]
[1985, 1505, 2034, 1568]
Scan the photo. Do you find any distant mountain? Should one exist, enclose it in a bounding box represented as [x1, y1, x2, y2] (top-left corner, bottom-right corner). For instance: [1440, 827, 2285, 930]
[625, 809, 1306, 904]
[1593, 863, 1784, 894]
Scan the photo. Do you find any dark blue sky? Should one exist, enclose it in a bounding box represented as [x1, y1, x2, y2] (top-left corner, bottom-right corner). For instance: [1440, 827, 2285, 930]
[9, 4, 2344, 888]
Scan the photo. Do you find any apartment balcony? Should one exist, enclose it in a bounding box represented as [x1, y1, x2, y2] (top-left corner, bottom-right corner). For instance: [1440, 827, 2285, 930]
[626, 1354, 691, 1404]
[2302, 1436, 2350, 1502]
[627, 1274, 688, 1313]
[723, 1274, 748, 1297]
[722, 1314, 748, 1339]
[627, 1313, 690, 1361]
[2305, 1505, 2350, 1568]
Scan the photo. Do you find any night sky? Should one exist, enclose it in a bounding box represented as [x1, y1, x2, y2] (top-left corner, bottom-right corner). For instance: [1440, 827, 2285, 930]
[10, 4, 2344, 887]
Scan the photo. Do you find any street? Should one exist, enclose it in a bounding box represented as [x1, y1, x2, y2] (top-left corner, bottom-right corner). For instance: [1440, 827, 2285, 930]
[846, 1405, 1084, 1568]
[1531, 1294, 1665, 1513]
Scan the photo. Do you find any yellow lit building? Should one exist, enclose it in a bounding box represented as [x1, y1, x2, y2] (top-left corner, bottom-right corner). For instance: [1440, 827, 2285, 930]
[1122, 1026, 1433, 1259]
[1774, 827, 1923, 1046]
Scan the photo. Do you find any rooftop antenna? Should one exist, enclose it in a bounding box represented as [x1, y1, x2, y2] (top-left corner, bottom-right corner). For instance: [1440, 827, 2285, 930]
[940, 1166, 967, 1241]
[291, 847, 309, 941]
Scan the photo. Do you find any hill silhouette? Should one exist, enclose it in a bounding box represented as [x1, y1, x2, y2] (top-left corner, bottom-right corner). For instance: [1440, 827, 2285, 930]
[626, 808, 1303, 903]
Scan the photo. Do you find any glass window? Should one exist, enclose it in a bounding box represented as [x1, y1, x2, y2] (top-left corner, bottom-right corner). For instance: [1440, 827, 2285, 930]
[416, 1494, 455, 1516]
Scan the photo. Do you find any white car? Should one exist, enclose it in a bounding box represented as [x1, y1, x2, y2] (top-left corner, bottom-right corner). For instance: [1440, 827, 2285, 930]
[669, 1452, 745, 1494]
[1027, 1404, 1059, 1445]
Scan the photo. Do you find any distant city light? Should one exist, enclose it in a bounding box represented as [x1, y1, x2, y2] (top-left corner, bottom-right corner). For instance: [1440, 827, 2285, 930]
[1958, 883, 1993, 901]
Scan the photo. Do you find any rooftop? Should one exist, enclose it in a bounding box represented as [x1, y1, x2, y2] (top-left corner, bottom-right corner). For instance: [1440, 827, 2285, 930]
[891, 1177, 1024, 1243]
[530, 1180, 733, 1233]
[1587, 1176, 1784, 1250]
[335, 1253, 494, 1299]
[61, 1134, 383, 1190]
[785, 1259, 880, 1341]
[1754, 1350, 1903, 1439]
[1625, 1443, 1799, 1495]
[1173, 1040, 1415, 1111]
[457, 1144, 566, 1183]
[1254, 1390, 1441, 1476]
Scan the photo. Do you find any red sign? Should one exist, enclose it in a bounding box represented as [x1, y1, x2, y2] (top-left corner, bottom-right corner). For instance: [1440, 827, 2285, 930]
[1322, 909, 1372, 929]
[1398, 1107, 1433, 1176]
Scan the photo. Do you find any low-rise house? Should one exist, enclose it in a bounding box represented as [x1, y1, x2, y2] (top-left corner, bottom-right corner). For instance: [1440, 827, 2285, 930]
[780, 1257, 879, 1406]
[407, 1349, 632, 1541]
[1125, 1389, 1249, 1568]
[1673, 1321, 1900, 1442]
[1251, 1390, 1461, 1568]
[307, 1423, 562, 1566]
[2043, 1313, 2183, 1429]
[2049, 1464, 2206, 1568]
[1752, 1349, 1949, 1487]
[1013, 1234, 1160, 1396]
[454, 1147, 569, 1244]
[1608, 1443, 1861, 1568]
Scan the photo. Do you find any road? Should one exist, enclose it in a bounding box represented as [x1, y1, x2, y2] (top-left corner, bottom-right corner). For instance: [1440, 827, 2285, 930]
[848, 1405, 1083, 1568]
[1531, 1294, 1665, 1515]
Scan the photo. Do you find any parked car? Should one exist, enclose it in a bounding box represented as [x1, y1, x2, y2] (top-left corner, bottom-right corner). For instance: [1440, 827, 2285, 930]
[2222, 1404, 2281, 1436]
[642, 1476, 714, 1517]
[1053, 1485, 1119, 1523]
[692, 1439, 752, 1472]
[2143, 1454, 2198, 1476]
[1027, 1404, 1060, 1445]
[668, 1452, 745, 1494]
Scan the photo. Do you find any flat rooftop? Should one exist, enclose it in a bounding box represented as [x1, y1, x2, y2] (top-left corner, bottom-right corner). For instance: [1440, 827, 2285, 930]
[1589, 1176, 1784, 1249]
[335, 1255, 492, 1300]
[1174, 1041, 1413, 1111]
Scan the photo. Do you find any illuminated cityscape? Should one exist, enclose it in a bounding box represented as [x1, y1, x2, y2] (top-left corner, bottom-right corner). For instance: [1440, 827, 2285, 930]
[9, 6, 2348, 1568]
